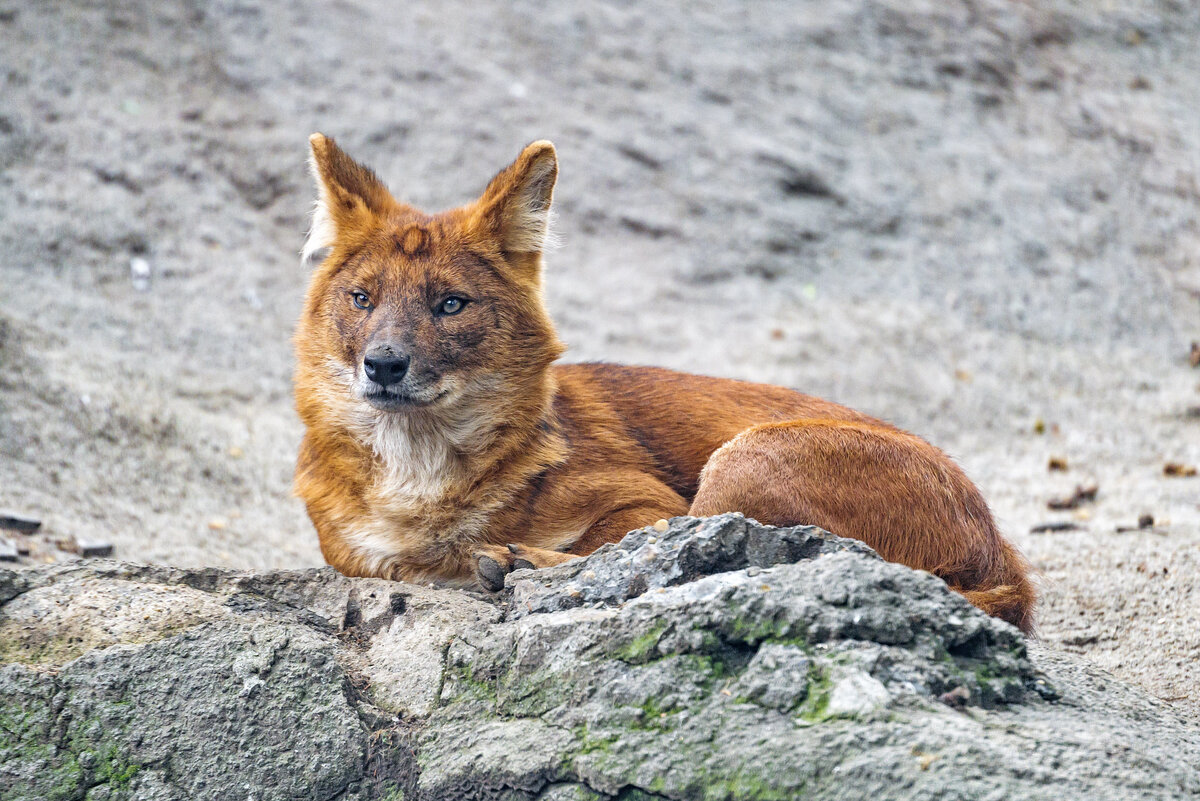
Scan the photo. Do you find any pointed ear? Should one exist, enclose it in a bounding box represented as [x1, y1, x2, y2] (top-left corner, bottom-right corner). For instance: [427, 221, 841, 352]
[473, 141, 558, 257]
[302, 133, 394, 263]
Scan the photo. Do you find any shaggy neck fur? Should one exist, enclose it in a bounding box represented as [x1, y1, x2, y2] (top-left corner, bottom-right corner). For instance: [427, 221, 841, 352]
[345, 367, 563, 505]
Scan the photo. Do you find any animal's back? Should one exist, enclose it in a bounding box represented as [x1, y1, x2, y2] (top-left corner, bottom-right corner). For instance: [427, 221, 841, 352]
[551, 363, 885, 498]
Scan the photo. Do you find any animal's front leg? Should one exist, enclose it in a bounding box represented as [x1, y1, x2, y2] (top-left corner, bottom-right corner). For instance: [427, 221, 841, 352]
[567, 502, 688, 556]
[474, 478, 688, 590]
[473, 543, 577, 591]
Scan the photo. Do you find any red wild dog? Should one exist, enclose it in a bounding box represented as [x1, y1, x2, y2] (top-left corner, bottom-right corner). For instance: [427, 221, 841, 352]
[293, 135, 1035, 632]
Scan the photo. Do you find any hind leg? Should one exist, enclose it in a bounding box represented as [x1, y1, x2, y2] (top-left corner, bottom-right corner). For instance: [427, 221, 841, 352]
[690, 420, 1034, 628]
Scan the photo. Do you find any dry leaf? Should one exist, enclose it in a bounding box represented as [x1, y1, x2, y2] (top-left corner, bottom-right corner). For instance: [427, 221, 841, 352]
[1031, 521, 1082, 533]
[1048, 484, 1098, 510]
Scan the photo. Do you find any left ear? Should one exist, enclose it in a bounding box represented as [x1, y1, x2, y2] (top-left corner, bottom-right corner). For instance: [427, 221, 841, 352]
[472, 140, 558, 257]
[302, 133, 395, 263]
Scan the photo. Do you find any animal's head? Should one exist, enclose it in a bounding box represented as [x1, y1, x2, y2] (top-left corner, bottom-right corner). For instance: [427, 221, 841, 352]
[295, 135, 565, 425]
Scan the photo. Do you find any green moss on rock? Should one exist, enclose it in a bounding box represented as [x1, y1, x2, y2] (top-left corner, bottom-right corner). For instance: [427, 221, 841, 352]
[613, 621, 669, 664]
[795, 665, 833, 724]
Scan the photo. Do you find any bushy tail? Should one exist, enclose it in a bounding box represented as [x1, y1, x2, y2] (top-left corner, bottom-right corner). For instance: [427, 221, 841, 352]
[958, 583, 1036, 633]
[953, 541, 1037, 633]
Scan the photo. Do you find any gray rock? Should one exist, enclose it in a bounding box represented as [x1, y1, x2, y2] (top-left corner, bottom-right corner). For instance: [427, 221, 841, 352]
[2, 515, 1197, 800]
[507, 514, 876, 617]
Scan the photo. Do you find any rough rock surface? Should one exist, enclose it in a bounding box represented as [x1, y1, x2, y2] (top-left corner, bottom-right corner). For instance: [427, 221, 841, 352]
[2, 516, 1197, 801]
[0, 0, 1198, 718]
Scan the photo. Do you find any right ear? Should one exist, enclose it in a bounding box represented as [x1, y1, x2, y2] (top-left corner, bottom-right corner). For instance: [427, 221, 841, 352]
[302, 134, 394, 263]
[471, 140, 559, 258]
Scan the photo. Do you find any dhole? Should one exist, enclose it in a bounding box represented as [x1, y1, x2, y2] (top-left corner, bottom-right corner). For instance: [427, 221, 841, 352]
[293, 135, 1035, 632]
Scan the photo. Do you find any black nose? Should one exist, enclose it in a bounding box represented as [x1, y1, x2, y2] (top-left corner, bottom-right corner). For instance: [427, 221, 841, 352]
[363, 351, 410, 387]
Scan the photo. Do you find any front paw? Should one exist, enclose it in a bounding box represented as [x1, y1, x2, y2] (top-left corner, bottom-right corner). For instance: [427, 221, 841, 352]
[505, 542, 543, 572]
[473, 544, 521, 592]
[473, 543, 576, 591]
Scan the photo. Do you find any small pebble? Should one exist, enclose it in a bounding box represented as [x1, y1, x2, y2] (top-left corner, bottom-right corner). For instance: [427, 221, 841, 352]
[0, 510, 41, 533]
[76, 537, 113, 558]
[130, 256, 151, 291]
[939, 686, 970, 708]
[652, 519, 669, 532]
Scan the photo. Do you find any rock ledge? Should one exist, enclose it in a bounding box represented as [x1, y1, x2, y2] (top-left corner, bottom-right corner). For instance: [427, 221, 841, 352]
[1, 515, 1197, 800]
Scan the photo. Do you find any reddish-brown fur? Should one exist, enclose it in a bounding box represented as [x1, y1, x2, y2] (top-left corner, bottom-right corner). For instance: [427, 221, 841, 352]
[293, 135, 1035, 632]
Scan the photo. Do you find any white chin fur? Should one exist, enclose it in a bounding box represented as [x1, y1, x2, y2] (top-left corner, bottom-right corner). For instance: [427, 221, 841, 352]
[334, 363, 497, 501]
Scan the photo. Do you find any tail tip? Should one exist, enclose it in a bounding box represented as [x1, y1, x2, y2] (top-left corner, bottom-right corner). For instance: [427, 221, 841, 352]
[959, 583, 1036, 633]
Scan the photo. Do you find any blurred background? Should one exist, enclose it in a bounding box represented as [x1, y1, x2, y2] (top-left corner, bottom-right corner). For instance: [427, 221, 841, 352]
[1, 1, 1197, 714]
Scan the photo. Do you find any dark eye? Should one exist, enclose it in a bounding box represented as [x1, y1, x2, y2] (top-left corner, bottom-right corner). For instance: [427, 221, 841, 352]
[351, 291, 371, 310]
[438, 296, 466, 315]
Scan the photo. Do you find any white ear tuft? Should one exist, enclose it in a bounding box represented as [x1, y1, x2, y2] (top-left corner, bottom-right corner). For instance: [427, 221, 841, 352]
[300, 198, 337, 264]
[541, 208, 562, 253]
[300, 152, 337, 264]
[485, 141, 558, 255]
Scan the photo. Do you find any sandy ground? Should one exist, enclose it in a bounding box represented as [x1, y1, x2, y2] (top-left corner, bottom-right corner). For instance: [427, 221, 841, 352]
[1, 1, 1197, 719]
